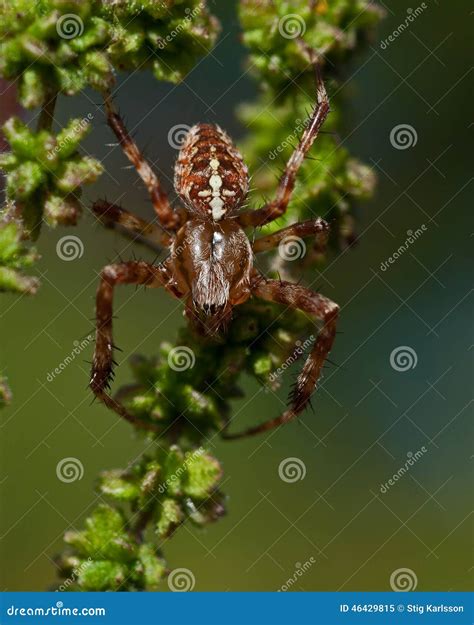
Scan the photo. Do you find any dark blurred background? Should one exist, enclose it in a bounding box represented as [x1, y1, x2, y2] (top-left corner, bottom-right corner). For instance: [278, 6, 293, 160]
[1, 1, 472, 591]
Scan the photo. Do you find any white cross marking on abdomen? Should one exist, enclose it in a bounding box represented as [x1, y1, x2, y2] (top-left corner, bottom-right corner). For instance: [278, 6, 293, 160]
[207, 156, 226, 220]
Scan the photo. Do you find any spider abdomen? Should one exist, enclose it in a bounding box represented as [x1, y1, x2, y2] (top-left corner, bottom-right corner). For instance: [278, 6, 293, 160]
[174, 124, 248, 221]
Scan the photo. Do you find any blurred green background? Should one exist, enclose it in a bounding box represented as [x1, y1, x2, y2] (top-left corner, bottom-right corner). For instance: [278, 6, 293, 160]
[1, 1, 472, 591]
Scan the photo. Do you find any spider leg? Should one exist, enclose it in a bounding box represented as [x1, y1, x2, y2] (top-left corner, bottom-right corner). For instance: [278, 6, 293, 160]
[222, 274, 338, 439]
[237, 61, 329, 229]
[252, 217, 329, 254]
[90, 261, 168, 432]
[92, 200, 171, 252]
[102, 92, 181, 231]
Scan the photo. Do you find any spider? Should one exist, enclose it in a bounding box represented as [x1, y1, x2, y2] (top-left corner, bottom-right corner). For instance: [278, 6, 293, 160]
[90, 58, 339, 440]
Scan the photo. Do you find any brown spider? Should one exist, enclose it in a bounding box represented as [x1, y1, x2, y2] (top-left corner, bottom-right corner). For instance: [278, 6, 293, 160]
[90, 60, 339, 440]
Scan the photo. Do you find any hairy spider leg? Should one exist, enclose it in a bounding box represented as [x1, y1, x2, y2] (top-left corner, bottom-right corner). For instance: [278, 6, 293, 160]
[222, 275, 339, 439]
[92, 200, 171, 250]
[237, 63, 329, 228]
[103, 92, 180, 231]
[90, 261, 169, 432]
[252, 217, 329, 253]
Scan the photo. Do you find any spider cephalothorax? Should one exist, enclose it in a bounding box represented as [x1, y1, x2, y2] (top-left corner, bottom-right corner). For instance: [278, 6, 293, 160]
[91, 60, 339, 439]
[172, 217, 253, 331]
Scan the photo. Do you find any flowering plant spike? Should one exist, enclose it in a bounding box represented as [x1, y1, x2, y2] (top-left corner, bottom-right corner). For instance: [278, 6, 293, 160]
[0, 0, 381, 591]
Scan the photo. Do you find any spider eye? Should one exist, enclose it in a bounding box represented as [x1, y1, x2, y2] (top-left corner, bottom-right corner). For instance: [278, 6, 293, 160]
[200, 302, 224, 316]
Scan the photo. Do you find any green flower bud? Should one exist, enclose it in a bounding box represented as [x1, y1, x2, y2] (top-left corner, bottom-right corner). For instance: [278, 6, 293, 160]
[6, 161, 45, 199]
[78, 560, 129, 591]
[156, 498, 184, 538]
[43, 193, 82, 226]
[137, 544, 166, 590]
[99, 470, 141, 502]
[182, 451, 222, 500]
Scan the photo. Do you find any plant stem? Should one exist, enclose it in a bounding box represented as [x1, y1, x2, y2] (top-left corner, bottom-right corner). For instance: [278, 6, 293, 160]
[132, 506, 155, 543]
[37, 92, 57, 132]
